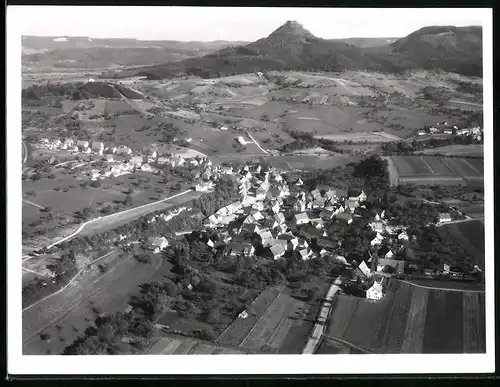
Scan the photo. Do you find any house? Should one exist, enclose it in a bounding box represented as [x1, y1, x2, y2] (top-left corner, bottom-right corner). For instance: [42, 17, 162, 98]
[149, 236, 169, 254]
[237, 136, 247, 146]
[195, 182, 212, 192]
[418, 131, 426, 136]
[294, 213, 310, 226]
[203, 214, 219, 227]
[377, 246, 394, 259]
[398, 231, 409, 241]
[105, 154, 114, 162]
[241, 223, 260, 234]
[91, 141, 104, 155]
[270, 201, 281, 214]
[273, 213, 286, 224]
[295, 178, 304, 186]
[336, 212, 352, 224]
[76, 140, 89, 149]
[298, 248, 313, 261]
[370, 233, 384, 246]
[141, 163, 155, 172]
[429, 127, 438, 134]
[310, 218, 324, 229]
[310, 189, 321, 199]
[82, 147, 91, 154]
[249, 209, 263, 221]
[220, 126, 228, 131]
[357, 190, 367, 202]
[293, 200, 306, 213]
[61, 138, 74, 149]
[444, 129, 453, 134]
[439, 213, 452, 223]
[221, 166, 233, 175]
[312, 197, 326, 209]
[370, 221, 384, 233]
[116, 145, 132, 155]
[129, 156, 143, 167]
[263, 218, 279, 229]
[229, 242, 255, 257]
[324, 189, 337, 201]
[456, 128, 470, 136]
[366, 281, 384, 300]
[357, 260, 372, 278]
[319, 210, 335, 220]
[258, 231, 274, 247]
[268, 243, 287, 260]
[171, 155, 185, 167]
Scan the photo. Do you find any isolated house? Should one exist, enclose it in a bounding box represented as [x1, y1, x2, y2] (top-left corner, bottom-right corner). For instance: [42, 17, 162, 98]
[92, 141, 105, 155]
[294, 213, 310, 226]
[149, 236, 169, 254]
[439, 213, 452, 223]
[366, 281, 384, 301]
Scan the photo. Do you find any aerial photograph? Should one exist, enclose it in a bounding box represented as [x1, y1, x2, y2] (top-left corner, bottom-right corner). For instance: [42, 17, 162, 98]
[19, 7, 486, 357]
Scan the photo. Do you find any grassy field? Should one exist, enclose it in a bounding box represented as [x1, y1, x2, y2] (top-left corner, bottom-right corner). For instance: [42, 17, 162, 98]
[326, 280, 486, 354]
[316, 337, 368, 354]
[437, 220, 485, 267]
[23, 251, 170, 355]
[419, 145, 484, 157]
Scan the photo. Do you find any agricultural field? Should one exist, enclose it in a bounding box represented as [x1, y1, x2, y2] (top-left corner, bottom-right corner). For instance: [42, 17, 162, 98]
[23, 250, 171, 355]
[390, 156, 483, 186]
[419, 145, 484, 157]
[146, 334, 251, 355]
[315, 131, 396, 143]
[326, 280, 486, 353]
[437, 220, 485, 267]
[237, 293, 309, 353]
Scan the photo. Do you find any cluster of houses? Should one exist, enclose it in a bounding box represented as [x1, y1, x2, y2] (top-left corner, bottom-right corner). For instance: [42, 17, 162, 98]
[417, 122, 483, 140]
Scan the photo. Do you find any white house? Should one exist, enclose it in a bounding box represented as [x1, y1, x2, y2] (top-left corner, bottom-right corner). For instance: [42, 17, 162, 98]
[298, 248, 314, 261]
[274, 213, 286, 224]
[366, 281, 384, 300]
[294, 213, 310, 226]
[398, 231, 409, 241]
[439, 213, 452, 223]
[130, 156, 143, 167]
[82, 147, 92, 154]
[141, 163, 155, 172]
[221, 166, 233, 175]
[370, 233, 384, 246]
[117, 145, 132, 155]
[220, 126, 228, 131]
[357, 260, 372, 278]
[149, 236, 169, 254]
[195, 182, 212, 192]
[229, 242, 255, 257]
[237, 136, 247, 146]
[269, 243, 286, 260]
[293, 199, 306, 213]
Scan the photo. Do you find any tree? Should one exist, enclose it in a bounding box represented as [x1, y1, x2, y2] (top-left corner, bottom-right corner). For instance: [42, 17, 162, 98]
[123, 194, 133, 206]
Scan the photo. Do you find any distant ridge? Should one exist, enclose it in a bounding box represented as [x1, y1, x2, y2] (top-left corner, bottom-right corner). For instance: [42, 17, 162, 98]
[113, 21, 482, 80]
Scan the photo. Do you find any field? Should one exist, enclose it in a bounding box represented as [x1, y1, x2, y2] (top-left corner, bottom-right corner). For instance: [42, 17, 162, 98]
[146, 334, 251, 355]
[325, 280, 486, 353]
[391, 156, 483, 186]
[22, 251, 171, 355]
[216, 289, 281, 347]
[316, 337, 368, 354]
[237, 293, 309, 353]
[314, 131, 397, 143]
[419, 145, 484, 157]
[437, 220, 485, 267]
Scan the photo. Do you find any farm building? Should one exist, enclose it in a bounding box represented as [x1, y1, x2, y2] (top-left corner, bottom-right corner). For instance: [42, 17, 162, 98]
[76, 140, 89, 149]
[129, 156, 143, 167]
[92, 141, 104, 155]
[439, 213, 452, 223]
[237, 136, 247, 146]
[336, 212, 353, 224]
[377, 258, 406, 274]
[149, 237, 169, 253]
[117, 146, 132, 155]
[294, 213, 310, 226]
[229, 242, 255, 257]
[366, 281, 384, 300]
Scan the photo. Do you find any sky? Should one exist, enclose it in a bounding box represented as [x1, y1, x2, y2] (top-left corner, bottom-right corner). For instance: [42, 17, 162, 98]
[12, 7, 486, 41]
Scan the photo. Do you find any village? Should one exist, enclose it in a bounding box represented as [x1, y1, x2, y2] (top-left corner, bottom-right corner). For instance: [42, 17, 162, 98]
[417, 121, 483, 139]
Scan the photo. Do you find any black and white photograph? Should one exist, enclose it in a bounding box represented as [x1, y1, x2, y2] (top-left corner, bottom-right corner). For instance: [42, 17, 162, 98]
[7, 6, 494, 375]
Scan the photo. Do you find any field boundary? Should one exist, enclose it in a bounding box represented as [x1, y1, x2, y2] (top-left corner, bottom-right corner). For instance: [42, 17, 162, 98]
[399, 280, 485, 293]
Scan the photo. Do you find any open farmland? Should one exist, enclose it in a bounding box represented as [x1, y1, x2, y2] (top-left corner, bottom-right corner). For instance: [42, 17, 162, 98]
[390, 156, 483, 186]
[215, 288, 281, 347]
[238, 293, 309, 353]
[23, 251, 170, 355]
[146, 334, 252, 355]
[437, 220, 485, 267]
[326, 280, 486, 353]
[315, 132, 397, 143]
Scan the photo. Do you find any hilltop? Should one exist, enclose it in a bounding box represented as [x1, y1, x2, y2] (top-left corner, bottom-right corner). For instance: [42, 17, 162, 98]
[113, 21, 482, 80]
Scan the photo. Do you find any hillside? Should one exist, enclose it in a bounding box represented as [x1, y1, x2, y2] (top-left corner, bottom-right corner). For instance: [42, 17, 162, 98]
[22, 36, 249, 70]
[119, 21, 482, 80]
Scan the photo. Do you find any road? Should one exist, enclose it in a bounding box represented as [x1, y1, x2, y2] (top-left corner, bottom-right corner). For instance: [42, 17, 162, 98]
[44, 189, 194, 249]
[398, 279, 485, 293]
[246, 132, 269, 155]
[22, 250, 116, 313]
[302, 277, 341, 354]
